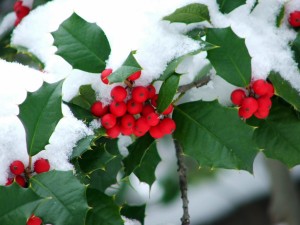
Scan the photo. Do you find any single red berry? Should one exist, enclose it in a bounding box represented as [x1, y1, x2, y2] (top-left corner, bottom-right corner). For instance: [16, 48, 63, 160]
[238, 107, 253, 119]
[151, 94, 158, 107]
[149, 125, 164, 139]
[106, 125, 121, 138]
[101, 68, 113, 84]
[252, 79, 269, 96]
[111, 86, 127, 102]
[162, 104, 174, 115]
[241, 97, 258, 114]
[133, 129, 147, 137]
[128, 71, 141, 81]
[134, 117, 150, 134]
[90, 101, 108, 117]
[257, 96, 272, 110]
[34, 158, 50, 174]
[132, 86, 149, 103]
[120, 126, 133, 136]
[5, 178, 13, 186]
[14, 1, 23, 12]
[109, 101, 127, 117]
[121, 114, 135, 129]
[159, 118, 176, 135]
[145, 112, 160, 126]
[15, 175, 26, 187]
[16, 6, 30, 19]
[142, 104, 155, 116]
[147, 84, 156, 99]
[264, 83, 274, 98]
[127, 99, 143, 115]
[254, 108, 270, 119]
[231, 89, 247, 106]
[289, 11, 300, 28]
[101, 114, 117, 129]
[10, 160, 25, 175]
[27, 215, 42, 225]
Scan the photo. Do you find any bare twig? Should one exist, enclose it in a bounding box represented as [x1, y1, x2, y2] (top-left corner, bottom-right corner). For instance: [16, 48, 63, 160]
[178, 76, 211, 93]
[174, 139, 190, 225]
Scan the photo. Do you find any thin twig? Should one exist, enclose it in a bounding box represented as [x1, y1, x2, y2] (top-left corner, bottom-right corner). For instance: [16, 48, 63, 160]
[174, 139, 190, 225]
[178, 76, 211, 93]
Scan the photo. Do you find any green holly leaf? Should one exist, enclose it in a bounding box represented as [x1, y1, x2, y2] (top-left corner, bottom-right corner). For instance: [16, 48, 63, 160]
[206, 27, 251, 87]
[108, 51, 142, 83]
[0, 183, 44, 225]
[71, 85, 96, 109]
[291, 32, 300, 70]
[30, 171, 89, 225]
[71, 135, 95, 159]
[18, 80, 63, 156]
[157, 74, 180, 113]
[254, 98, 300, 168]
[64, 101, 95, 124]
[217, 0, 247, 14]
[121, 204, 146, 225]
[52, 13, 111, 73]
[123, 134, 160, 186]
[276, 5, 285, 27]
[86, 188, 123, 225]
[250, 0, 259, 13]
[163, 3, 210, 24]
[268, 72, 300, 111]
[173, 100, 258, 172]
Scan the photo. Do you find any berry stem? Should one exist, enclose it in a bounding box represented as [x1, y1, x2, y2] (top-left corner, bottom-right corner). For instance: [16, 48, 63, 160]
[177, 76, 211, 93]
[25, 156, 32, 179]
[124, 79, 133, 88]
[174, 139, 190, 225]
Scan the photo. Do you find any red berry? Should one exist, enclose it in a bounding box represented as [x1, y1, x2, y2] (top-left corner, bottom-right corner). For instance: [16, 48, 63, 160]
[133, 129, 147, 137]
[264, 83, 274, 98]
[145, 112, 160, 126]
[15, 6, 30, 19]
[147, 85, 156, 99]
[34, 158, 50, 174]
[132, 86, 149, 103]
[101, 114, 117, 129]
[120, 126, 133, 136]
[27, 215, 42, 225]
[121, 114, 135, 129]
[289, 11, 300, 28]
[5, 178, 13, 186]
[10, 160, 25, 175]
[109, 101, 127, 117]
[90, 101, 108, 117]
[14, 1, 23, 12]
[128, 71, 141, 81]
[106, 125, 121, 138]
[162, 104, 174, 115]
[127, 99, 143, 115]
[238, 107, 253, 119]
[134, 117, 150, 135]
[111, 86, 127, 102]
[15, 175, 26, 187]
[151, 94, 158, 107]
[101, 68, 113, 84]
[159, 118, 176, 135]
[142, 104, 155, 116]
[257, 96, 272, 110]
[231, 89, 246, 106]
[241, 97, 258, 114]
[149, 126, 164, 139]
[254, 108, 270, 119]
[252, 79, 269, 96]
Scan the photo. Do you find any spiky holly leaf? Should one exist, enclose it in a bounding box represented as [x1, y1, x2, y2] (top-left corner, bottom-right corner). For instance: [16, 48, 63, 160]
[71, 135, 95, 159]
[30, 171, 89, 225]
[52, 13, 110, 73]
[64, 101, 95, 123]
[18, 80, 63, 156]
[217, 0, 247, 14]
[0, 183, 44, 225]
[173, 100, 258, 172]
[206, 27, 251, 87]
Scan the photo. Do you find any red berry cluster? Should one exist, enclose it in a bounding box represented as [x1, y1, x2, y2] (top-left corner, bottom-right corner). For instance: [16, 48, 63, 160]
[91, 69, 176, 139]
[27, 214, 43, 225]
[5, 158, 50, 187]
[289, 10, 300, 28]
[14, 0, 30, 26]
[231, 79, 274, 119]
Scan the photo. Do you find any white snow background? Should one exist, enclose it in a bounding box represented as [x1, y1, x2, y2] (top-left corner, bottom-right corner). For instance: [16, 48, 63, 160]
[1, 0, 300, 224]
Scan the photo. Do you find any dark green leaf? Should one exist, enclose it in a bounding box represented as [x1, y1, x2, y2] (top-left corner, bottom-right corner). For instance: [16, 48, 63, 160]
[250, 0, 259, 13]
[157, 75, 180, 113]
[108, 51, 142, 83]
[186, 28, 207, 41]
[79, 85, 97, 107]
[268, 72, 300, 111]
[86, 188, 123, 225]
[206, 27, 251, 87]
[19, 80, 63, 156]
[254, 98, 300, 167]
[121, 204, 146, 225]
[163, 3, 210, 24]
[291, 32, 300, 70]
[71, 135, 95, 159]
[276, 5, 285, 27]
[217, 0, 247, 14]
[64, 101, 95, 123]
[173, 100, 258, 172]
[0, 183, 44, 225]
[31, 171, 89, 225]
[52, 13, 111, 73]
